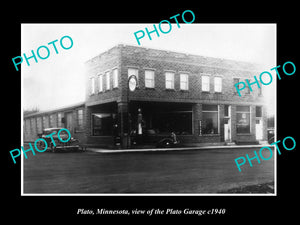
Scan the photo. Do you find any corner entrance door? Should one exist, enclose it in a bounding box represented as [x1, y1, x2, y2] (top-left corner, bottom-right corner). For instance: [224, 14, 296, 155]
[256, 118, 263, 140]
[224, 105, 231, 142]
[224, 118, 231, 142]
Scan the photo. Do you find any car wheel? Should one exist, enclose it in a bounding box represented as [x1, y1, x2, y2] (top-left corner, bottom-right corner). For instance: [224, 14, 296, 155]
[51, 144, 56, 153]
[158, 138, 173, 148]
[39, 142, 47, 152]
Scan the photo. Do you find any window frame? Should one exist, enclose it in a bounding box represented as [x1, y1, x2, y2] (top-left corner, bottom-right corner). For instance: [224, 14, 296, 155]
[236, 105, 251, 134]
[98, 74, 103, 92]
[91, 113, 115, 136]
[165, 71, 175, 89]
[145, 70, 155, 88]
[202, 104, 220, 135]
[77, 109, 84, 130]
[233, 78, 240, 95]
[90, 77, 95, 95]
[180, 73, 189, 90]
[105, 71, 110, 91]
[214, 76, 222, 93]
[202, 75, 210, 92]
[112, 68, 118, 88]
[57, 113, 62, 127]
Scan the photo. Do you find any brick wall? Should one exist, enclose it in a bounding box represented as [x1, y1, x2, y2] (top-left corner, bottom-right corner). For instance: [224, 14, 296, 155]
[119, 45, 264, 105]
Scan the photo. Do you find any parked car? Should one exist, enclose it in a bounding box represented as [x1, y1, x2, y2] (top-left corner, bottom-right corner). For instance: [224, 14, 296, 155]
[156, 132, 180, 148]
[38, 128, 80, 152]
[130, 129, 180, 148]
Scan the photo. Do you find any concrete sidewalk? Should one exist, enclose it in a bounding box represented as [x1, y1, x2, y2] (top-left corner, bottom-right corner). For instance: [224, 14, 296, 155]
[86, 143, 272, 153]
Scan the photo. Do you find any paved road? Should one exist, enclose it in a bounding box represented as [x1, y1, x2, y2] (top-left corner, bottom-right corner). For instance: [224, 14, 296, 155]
[23, 147, 274, 194]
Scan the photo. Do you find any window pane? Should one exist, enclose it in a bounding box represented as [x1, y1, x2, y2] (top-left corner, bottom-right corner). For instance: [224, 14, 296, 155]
[256, 106, 262, 117]
[214, 77, 222, 92]
[236, 106, 250, 112]
[145, 79, 154, 88]
[202, 104, 218, 111]
[224, 105, 229, 117]
[180, 74, 188, 90]
[98, 75, 103, 92]
[202, 75, 210, 91]
[91, 77, 95, 94]
[78, 109, 83, 128]
[92, 113, 114, 136]
[128, 68, 138, 79]
[145, 70, 154, 88]
[233, 78, 240, 94]
[106, 72, 110, 90]
[153, 112, 192, 135]
[202, 111, 218, 134]
[113, 69, 118, 88]
[37, 117, 42, 133]
[165, 72, 174, 89]
[236, 112, 250, 133]
[50, 114, 55, 127]
[57, 113, 62, 127]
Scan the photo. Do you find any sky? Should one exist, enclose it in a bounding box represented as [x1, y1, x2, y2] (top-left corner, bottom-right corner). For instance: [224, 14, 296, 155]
[21, 23, 276, 115]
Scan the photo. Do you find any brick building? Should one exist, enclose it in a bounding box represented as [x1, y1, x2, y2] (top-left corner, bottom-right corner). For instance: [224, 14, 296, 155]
[24, 44, 268, 148]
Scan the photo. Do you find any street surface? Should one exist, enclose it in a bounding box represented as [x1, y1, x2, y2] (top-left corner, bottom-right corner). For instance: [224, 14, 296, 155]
[23, 147, 274, 194]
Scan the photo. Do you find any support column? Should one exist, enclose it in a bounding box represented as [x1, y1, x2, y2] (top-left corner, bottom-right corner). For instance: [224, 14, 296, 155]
[219, 104, 225, 142]
[262, 105, 268, 141]
[118, 102, 129, 148]
[192, 103, 202, 137]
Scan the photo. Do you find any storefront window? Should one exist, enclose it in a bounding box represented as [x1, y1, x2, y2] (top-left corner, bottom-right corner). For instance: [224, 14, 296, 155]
[92, 113, 115, 136]
[202, 104, 219, 134]
[236, 106, 250, 133]
[153, 111, 192, 135]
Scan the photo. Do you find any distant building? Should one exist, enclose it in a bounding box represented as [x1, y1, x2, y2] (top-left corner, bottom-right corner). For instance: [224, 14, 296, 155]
[24, 44, 268, 148]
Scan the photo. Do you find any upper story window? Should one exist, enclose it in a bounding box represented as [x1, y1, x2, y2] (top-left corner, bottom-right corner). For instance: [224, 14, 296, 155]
[128, 68, 138, 78]
[98, 74, 103, 92]
[165, 72, 175, 89]
[233, 78, 240, 95]
[112, 68, 118, 88]
[90, 77, 95, 94]
[202, 75, 210, 92]
[145, 70, 155, 88]
[105, 71, 110, 90]
[180, 73, 189, 90]
[214, 77, 222, 92]
[202, 104, 219, 134]
[245, 78, 251, 94]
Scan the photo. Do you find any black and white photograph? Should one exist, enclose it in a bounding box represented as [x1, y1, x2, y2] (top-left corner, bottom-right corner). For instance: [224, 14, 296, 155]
[4, 5, 298, 222]
[21, 23, 276, 195]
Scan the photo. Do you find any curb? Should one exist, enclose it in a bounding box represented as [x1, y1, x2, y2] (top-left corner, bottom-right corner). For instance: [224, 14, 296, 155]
[86, 144, 273, 154]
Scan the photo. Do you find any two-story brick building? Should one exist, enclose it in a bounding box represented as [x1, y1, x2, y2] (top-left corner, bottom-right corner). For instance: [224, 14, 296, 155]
[24, 44, 268, 149]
